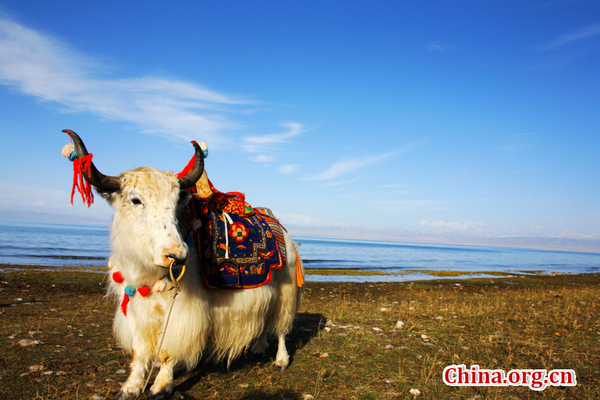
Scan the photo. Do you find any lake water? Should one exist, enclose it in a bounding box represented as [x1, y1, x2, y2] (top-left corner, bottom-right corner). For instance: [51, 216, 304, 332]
[0, 219, 110, 268]
[1, 219, 599, 282]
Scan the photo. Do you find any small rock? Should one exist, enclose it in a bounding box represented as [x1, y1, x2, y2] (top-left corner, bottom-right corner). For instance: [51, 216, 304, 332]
[324, 327, 331, 332]
[380, 307, 388, 312]
[319, 352, 329, 358]
[372, 327, 383, 332]
[302, 395, 315, 400]
[384, 344, 394, 349]
[29, 365, 44, 372]
[90, 395, 105, 400]
[116, 369, 127, 374]
[409, 388, 421, 396]
[394, 321, 405, 329]
[238, 383, 249, 388]
[420, 334, 430, 341]
[19, 339, 41, 347]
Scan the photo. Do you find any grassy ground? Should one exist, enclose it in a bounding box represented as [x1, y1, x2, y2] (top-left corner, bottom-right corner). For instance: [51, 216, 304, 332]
[1, 265, 599, 399]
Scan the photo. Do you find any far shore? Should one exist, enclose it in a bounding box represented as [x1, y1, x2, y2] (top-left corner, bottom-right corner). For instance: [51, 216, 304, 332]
[2, 215, 600, 253]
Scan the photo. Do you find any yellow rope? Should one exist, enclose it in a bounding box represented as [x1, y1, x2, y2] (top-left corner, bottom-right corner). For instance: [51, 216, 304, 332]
[139, 258, 185, 397]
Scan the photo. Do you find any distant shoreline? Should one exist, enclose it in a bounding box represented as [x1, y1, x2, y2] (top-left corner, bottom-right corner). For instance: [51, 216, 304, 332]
[1, 214, 599, 253]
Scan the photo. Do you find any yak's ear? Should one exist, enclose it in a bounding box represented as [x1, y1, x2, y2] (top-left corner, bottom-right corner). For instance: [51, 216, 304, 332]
[97, 186, 121, 204]
[178, 190, 192, 208]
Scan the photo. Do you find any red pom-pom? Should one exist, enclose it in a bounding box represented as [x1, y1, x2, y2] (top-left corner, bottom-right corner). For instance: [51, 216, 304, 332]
[138, 286, 151, 297]
[113, 271, 124, 283]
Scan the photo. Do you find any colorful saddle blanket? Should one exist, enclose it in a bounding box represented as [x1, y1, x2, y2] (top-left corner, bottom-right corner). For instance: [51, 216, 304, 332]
[187, 196, 287, 290]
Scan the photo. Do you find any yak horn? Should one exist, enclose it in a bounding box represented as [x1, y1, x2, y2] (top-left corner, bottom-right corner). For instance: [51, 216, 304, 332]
[178, 141, 205, 190]
[62, 129, 121, 193]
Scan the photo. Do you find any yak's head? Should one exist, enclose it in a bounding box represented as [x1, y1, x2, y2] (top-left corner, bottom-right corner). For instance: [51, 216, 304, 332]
[64, 130, 204, 270]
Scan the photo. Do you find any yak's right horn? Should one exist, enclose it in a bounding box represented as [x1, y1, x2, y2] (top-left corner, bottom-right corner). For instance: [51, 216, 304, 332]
[63, 129, 121, 193]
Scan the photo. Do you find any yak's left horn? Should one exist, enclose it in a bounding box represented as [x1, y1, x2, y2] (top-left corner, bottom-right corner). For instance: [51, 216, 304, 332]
[178, 141, 205, 190]
[62, 129, 121, 193]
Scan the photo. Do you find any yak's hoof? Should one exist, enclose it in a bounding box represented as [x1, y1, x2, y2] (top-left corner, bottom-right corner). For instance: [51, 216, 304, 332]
[149, 388, 175, 400]
[115, 391, 137, 400]
[274, 364, 287, 373]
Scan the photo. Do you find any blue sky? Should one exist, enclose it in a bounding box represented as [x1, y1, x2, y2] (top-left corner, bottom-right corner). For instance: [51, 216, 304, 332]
[0, 1, 599, 249]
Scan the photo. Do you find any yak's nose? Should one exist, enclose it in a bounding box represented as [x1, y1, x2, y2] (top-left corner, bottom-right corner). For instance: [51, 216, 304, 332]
[155, 244, 188, 268]
[166, 253, 186, 266]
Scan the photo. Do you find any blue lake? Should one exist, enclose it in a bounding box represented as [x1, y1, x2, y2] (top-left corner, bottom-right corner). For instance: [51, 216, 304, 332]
[1, 219, 599, 282]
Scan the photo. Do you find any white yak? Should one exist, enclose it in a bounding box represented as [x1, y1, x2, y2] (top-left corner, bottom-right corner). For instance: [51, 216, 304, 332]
[63, 130, 304, 399]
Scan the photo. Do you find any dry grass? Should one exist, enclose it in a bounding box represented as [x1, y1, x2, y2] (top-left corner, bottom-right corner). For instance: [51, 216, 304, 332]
[0, 265, 598, 399]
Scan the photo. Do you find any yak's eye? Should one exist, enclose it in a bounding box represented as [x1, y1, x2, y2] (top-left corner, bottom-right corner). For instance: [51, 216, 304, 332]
[132, 198, 142, 206]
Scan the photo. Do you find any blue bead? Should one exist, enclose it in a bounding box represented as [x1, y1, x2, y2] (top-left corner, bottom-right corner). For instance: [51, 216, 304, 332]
[124, 285, 135, 296]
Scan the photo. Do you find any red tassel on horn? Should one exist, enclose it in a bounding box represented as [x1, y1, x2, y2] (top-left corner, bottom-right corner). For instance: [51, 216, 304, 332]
[70, 154, 95, 207]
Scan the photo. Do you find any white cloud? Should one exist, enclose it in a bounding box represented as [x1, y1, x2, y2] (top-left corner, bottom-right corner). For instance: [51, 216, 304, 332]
[373, 199, 448, 212]
[278, 164, 299, 174]
[420, 220, 485, 231]
[304, 143, 417, 181]
[0, 15, 252, 146]
[243, 122, 305, 153]
[322, 178, 359, 187]
[426, 41, 450, 52]
[538, 23, 600, 51]
[253, 154, 276, 163]
[275, 212, 322, 227]
[0, 180, 113, 219]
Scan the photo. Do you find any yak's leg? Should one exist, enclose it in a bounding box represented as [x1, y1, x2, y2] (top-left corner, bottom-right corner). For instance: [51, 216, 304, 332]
[274, 333, 289, 372]
[251, 331, 269, 355]
[149, 351, 176, 400]
[117, 349, 151, 399]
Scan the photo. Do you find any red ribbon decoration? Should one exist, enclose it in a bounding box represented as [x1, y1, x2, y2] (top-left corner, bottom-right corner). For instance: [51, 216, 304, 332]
[71, 153, 94, 207]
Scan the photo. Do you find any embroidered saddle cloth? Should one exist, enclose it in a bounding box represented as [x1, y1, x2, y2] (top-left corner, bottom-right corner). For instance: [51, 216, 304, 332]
[187, 196, 287, 290]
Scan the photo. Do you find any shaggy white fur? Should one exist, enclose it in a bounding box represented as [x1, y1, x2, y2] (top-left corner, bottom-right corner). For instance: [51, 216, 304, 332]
[103, 167, 304, 399]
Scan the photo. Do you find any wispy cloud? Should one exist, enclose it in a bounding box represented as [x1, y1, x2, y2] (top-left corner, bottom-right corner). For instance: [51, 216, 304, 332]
[252, 154, 276, 163]
[420, 220, 485, 231]
[426, 41, 451, 52]
[278, 164, 299, 175]
[322, 178, 359, 187]
[242, 122, 305, 154]
[0, 180, 113, 218]
[373, 199, 449, 212]
[304, 153, 392, 180]
[538, 23, 600, 51]
[275, 212, 322, 227]
[304, 143, 417, 181]
[0, 15, 252, 145]
[242, 122, 306, 163]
